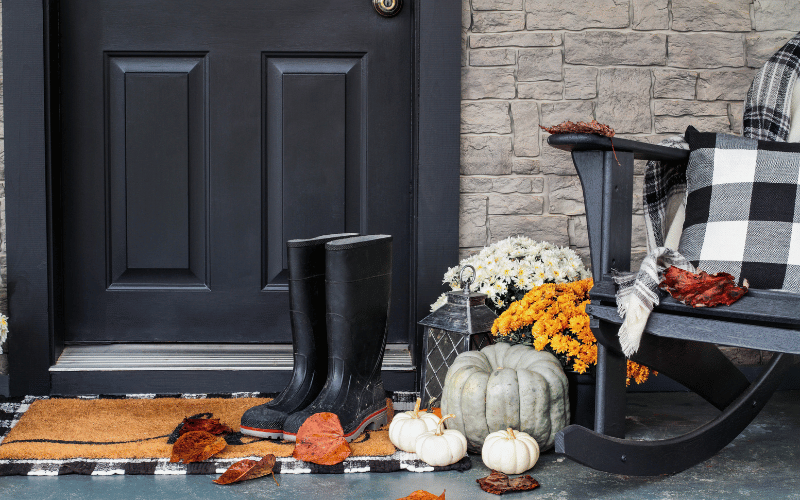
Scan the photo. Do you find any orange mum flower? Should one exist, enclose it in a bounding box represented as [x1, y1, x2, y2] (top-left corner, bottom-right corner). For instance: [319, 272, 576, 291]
[491, 278, 654, 385]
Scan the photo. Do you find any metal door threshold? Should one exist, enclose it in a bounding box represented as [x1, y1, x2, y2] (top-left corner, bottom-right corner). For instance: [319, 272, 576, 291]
[50, 344, 416, 395]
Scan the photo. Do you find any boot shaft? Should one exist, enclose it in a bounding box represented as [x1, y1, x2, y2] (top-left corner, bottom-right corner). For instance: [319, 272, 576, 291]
[324, 235, 393, 378]
[286, 233, 358, 355]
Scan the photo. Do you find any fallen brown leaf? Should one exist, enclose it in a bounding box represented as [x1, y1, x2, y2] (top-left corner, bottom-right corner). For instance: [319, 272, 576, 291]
[213, 454, 278, 485]
[396, 490, 446, 500]
[170, 431, 227, 463]
[659, 266, 748, 308]
[292, 412, 352, 465]
[477, 470, 540, 495]
[179, 417, 233, 436]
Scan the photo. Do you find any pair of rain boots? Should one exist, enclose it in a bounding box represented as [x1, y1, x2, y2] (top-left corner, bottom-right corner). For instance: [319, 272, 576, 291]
[240, 233, 392, 442]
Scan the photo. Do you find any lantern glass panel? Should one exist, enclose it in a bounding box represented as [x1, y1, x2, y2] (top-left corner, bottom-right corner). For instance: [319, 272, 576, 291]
[470, 332, 492, 351]
[423, 327, 488, 404]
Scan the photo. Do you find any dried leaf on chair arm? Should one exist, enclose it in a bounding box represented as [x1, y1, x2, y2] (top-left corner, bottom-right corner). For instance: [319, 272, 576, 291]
[477, 470, 540, 495]
[539, 120, 615, 137]
[170, 431, 227, 463]
[292, 412, 352, 465]
[396, 490, 446, 500]
[213, 454, 278, 485]
[540, 120, 618, 164]
[179, 417, 233, 436]
[659, 266, 748, 308]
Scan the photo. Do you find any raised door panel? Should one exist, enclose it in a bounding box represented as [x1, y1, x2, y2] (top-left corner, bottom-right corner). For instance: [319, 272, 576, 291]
[264, 57, 364, 286]
[106, 56, 208, 288]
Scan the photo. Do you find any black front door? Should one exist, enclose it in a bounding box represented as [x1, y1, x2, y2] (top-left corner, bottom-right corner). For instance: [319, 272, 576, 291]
[59, 1, 412, 344]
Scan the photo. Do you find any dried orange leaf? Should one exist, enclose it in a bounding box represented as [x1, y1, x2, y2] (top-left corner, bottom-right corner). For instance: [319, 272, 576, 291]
[396, 490, 446, 500]
[659, 266, 748, 308]
[477, 471, 540, 495]
[213, 455, 277, 485]
[540, 120, 615, 137]
[179, 417, 233, 436]
[292, 412, 352, 465]
[170, 431, 227, 463]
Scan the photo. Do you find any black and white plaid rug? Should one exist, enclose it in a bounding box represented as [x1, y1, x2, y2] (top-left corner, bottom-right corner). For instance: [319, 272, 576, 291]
[0, 392, 471, 476]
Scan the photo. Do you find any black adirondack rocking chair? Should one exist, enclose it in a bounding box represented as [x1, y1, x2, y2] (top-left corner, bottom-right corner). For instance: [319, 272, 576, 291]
[546, 134, 799, 476]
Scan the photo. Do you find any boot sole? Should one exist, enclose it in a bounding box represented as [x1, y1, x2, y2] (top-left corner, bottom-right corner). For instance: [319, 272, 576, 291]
[282, 407, 388, 443]
[239, 426, 286, 440]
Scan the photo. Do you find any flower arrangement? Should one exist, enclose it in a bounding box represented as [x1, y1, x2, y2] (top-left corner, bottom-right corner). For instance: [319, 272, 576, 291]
[491, 278, 653, 385]
[431, 236, 591, 315]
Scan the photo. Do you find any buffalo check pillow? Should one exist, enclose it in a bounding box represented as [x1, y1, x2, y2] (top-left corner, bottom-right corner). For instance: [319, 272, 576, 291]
[680, 125, 800, 292]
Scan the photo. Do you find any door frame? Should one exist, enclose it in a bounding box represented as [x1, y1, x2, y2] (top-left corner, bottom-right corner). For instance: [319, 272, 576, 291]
[4, 0, 461, 395]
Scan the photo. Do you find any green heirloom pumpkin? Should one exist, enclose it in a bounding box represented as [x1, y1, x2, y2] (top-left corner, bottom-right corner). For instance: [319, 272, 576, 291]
[441, 342, 570, 452]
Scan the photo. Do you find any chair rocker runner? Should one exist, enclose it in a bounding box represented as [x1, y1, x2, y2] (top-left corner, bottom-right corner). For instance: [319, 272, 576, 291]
[546, 134, 800, 476]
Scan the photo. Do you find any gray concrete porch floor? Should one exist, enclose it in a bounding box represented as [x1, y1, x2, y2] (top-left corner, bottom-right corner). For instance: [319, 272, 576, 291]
[0, 391, 797, 500]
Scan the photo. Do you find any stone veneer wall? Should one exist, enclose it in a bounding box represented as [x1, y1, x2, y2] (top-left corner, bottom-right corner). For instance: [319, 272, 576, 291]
[459, 0, 799, 286]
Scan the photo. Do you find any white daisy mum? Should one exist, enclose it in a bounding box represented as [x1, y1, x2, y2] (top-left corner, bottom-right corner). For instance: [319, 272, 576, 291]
[430, 236, 590, 312]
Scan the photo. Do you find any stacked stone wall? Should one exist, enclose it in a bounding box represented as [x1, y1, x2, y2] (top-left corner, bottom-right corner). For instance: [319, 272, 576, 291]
[459, 0, 799, 276]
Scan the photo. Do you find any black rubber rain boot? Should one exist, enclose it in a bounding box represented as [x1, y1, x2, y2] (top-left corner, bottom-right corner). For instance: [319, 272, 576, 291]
[240, 233, 358, 439]
[282, 235, 392, 442]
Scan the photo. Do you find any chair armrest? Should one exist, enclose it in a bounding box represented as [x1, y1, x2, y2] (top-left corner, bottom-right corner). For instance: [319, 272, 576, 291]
[548, 134, 690, 162]
[591, 275, 800, 328]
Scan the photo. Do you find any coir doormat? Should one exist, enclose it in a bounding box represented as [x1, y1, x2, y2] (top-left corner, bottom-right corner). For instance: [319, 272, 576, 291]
[0, 393, 471, 476]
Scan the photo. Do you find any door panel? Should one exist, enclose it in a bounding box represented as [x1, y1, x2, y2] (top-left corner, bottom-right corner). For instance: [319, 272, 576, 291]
[59, 0, 412, 344]
[107, 56, 208, 288]
[264, 57, 365, 286]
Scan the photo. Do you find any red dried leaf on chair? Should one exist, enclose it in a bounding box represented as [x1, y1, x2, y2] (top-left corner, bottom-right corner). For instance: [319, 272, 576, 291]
[659, 266, 749, 308]
[170, 431, 227, 463]
[539, 120, 615, 137]
[540, 120, 619, 164]
[292, 412, 352, 465]
[396, 490, 446, 500]
[213, 454, 277, 485]
[477, 471, 540, 495]
[179, 417, 233, 436]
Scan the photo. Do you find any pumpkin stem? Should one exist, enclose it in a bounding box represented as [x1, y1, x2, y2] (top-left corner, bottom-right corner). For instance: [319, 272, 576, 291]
[507, 428, 515, 439]
[436, 414, 455, 435]
[413, 397, 421, 417]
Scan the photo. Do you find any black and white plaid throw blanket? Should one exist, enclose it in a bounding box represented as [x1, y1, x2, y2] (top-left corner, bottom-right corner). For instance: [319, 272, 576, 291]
[0, 392, 472, 477]
[744, 32, 800, 141]
[615, 31, 800, 356]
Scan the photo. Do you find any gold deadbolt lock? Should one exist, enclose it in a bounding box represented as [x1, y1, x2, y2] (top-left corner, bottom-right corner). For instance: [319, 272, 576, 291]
[373, 0, 402, 17]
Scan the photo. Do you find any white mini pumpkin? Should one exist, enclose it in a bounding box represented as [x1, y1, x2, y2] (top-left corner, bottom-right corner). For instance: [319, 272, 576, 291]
[415, 414, 468, 467]
[481, 427, 540, 475]
[388, 398, 440, 452]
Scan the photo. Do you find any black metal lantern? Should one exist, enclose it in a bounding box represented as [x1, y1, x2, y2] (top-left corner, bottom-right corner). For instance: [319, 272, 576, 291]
[418, 266, 498, 404]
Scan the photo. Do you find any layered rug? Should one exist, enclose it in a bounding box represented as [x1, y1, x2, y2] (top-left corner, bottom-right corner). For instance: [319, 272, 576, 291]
[0, 392, 471, 476]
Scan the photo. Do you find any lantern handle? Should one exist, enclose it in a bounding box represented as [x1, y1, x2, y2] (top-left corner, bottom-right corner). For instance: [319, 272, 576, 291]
[459, 265, 476, 294]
